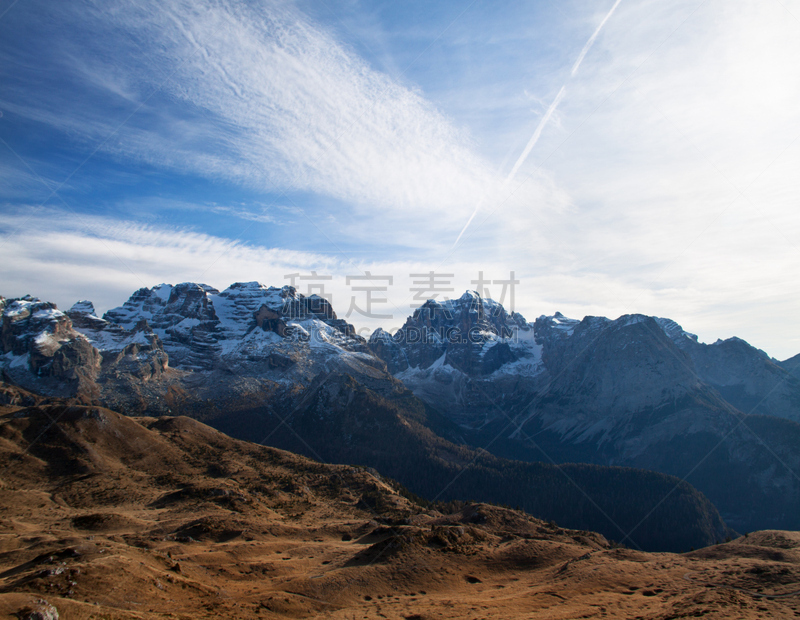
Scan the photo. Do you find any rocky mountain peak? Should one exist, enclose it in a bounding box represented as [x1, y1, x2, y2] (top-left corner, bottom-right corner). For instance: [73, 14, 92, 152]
[68, 299, 97, 316]
[2, 296, 74, 356]
[1, 295, 100, 395]
[369, 290, 539, 377]
[368, 327, 393, 343]
[405, 291, 515, 338]
[533, 312, 584, 340]
[90, 281, 365, 372]
[654, 317, 699, 349]
[67, 300, 108, 331]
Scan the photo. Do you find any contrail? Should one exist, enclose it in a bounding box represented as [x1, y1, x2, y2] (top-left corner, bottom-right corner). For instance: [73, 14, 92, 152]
[504, 85, 566, 185]
[451, 195, 485, 248]
[451, 0, 622, 249]
[506, 0, 621, 181]
[451, 85, 565, 248]
[571, 0, 623, 77]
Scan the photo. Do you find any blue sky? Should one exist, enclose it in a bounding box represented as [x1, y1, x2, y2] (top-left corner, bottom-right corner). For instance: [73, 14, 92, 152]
[1, 0, 799, 358]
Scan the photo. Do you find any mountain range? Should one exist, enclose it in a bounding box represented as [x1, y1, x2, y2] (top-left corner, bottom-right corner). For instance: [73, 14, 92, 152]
[3, 282, 799, 550]
[370, 293, 800, 534]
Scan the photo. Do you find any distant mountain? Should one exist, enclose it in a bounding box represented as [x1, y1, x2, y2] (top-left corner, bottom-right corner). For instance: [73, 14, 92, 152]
[780, 352, 800, 381]
[368, 294, 800, 533]
[0, 285, 735, 551]
[0, 295, 167, 404]
[1, 284, 380, 412]
[101, 281, 362, 371]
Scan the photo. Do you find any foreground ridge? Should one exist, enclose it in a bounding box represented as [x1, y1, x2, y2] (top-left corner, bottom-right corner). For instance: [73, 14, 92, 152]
[0, 398, 798, 619]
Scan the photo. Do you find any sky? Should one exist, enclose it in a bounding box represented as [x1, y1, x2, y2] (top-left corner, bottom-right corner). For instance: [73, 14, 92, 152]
[1, 0, 799, 358]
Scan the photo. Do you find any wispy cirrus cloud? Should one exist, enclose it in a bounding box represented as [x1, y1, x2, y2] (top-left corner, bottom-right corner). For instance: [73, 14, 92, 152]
[0, 0, 528, 230]
[0, 208, 335, 311]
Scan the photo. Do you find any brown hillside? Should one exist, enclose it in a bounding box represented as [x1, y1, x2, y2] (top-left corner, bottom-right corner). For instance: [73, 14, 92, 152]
[0, 402, 799, 619]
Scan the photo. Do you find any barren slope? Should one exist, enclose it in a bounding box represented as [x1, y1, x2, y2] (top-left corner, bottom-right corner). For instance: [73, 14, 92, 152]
[0, 403, 799, 619]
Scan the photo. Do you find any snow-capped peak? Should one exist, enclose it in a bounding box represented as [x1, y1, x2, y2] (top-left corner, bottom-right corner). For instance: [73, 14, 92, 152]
[94, 281, 364, 372]
[655, 317, 699, 348]
[69, 300, 98, 316]
[537, 312, 580, 336]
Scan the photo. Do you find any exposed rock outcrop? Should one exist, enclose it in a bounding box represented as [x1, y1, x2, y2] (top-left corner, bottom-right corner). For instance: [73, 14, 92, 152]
[1, 296, 100, 399]
[67, 302, 168, 381]
[101, 281, 364, 372]
[370, 291, 532, 376]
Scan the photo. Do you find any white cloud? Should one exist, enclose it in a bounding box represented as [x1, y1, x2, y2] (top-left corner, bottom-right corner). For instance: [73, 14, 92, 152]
[0, 209, 333, 312]
[2, 0, 540, 233]
[2, 208, 799, 359]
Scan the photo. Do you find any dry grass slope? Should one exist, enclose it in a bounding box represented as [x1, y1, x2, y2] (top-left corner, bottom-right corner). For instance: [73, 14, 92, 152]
[0, 401, 799, 619]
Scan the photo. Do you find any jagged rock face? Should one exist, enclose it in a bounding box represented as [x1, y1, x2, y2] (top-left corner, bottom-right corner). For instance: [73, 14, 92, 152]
[2, 297, 73, 357]
[102, 283, 218, 370]
[669, 335, 800, 421]
[535, 313, 702, 417]
[68, 300, 100, 323]
[0, 296, 101, 397]
[67, 301, 169, 382]
[100, 282, 364, 372]
[2, 284, 383, 416]
[367, 292, 543, 427]
[368, 328, 408, 374]
[0, 295, 175, 401]
[369, 291, 539, 376]
[371, 293, 800, 430]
